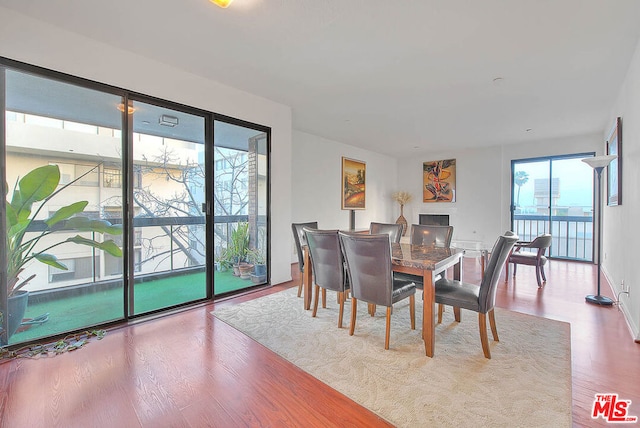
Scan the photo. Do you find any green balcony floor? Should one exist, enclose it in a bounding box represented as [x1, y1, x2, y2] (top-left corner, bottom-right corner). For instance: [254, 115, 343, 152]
[9, 269, 256, 345]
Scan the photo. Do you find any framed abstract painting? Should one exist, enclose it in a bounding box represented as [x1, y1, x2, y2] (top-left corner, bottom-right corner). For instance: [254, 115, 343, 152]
[341, 157, 366, 209]
[423, 159, 456, 203]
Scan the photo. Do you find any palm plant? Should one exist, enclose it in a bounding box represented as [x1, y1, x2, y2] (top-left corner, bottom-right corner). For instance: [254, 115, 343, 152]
[6, 164, 123, 298]
[514, 170, 530, 208]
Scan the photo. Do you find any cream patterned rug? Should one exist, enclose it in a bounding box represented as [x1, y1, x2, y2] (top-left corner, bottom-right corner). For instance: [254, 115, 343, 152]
[212, 287, 572, 427]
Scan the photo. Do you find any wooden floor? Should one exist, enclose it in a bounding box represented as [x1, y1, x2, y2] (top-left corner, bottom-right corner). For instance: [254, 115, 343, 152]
[1, 258, 638, 427]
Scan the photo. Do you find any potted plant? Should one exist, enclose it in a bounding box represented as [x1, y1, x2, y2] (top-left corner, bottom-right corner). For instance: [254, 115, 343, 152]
[247, 247, 267, 278]
[228, 222, 249, 276]
[214, 248, 232, 272]
[3, 164, 123, 342]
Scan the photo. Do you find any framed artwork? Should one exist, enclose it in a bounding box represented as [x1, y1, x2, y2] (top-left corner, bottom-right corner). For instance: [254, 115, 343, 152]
[423, 159, 456, 203]
[606, 117, 622, 206]
[341, 157, 366, 209]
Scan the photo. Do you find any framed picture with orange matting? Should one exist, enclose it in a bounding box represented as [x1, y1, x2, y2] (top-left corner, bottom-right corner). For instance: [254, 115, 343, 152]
[341, 157, 366, 210]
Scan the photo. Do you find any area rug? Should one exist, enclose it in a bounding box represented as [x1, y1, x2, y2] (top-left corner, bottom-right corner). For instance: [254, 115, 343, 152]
[212, 287, 572, 427]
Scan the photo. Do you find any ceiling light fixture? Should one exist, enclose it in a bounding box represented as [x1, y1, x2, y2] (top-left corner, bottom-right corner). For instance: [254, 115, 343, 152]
[210, 0, 234, 8]
[117, 102, 136, 114]
[159, 114, 179, 127]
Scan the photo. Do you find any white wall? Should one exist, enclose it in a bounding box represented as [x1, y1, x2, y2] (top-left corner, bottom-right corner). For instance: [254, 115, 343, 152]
[0, 7, 293, 285]
[397, 135, 600, 248]
[606, 36, 640, 340]
[397, 147, 504, 248]
[291, 130, 398, 261]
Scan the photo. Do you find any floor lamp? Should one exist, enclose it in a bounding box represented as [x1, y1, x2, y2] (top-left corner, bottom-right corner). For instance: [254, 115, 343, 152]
[581, 154, 616, 306]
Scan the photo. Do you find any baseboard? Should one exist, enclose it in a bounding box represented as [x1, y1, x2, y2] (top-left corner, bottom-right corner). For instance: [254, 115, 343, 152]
[602, 267, 640, 342]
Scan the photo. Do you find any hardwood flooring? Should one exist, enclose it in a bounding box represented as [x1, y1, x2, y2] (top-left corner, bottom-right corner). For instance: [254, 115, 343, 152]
[0, 258, 638, 427]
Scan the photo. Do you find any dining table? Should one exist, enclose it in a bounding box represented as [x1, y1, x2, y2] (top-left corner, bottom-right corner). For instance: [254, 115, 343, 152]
[302, 242, 465, 357]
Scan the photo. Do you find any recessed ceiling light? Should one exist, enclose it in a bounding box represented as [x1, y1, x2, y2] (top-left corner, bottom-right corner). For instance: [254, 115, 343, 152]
[525, 128, 533, 132]
[492, 77, 504, 86]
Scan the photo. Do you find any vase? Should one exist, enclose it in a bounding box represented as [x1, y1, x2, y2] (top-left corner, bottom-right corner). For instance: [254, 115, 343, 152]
[395, 204, 408, 236]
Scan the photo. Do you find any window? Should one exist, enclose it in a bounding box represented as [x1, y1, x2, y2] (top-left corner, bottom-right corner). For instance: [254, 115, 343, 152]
[104, 167, 121, 188]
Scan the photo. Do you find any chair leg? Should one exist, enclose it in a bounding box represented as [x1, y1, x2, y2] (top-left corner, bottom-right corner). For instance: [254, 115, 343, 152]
[297, 279, 303, 297]
[385, 307, 392, 350]
[437, 304, 444, 324]
[369, 303, 376, 317]
[488, 308, 499, 341]
[453, 306, 461, 322]
[410, 295, 416, 330]
[512, 264, 517, 276]
[350, 298, 358, 336]
[479, 313, 491, 359]
[535, 265, 543, 287]
[338, 291, 345, 328]
[322, 288, 327, 308]
[541, 265, 547, 281]
[312, 285, 320, 317]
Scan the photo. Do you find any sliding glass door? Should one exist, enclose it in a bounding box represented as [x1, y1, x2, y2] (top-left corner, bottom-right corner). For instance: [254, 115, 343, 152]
[2, 68, 125, 345]
[129, 100, 208, 315]
[511, 154, 594, 261]
[213, 119, 269, 295]
[2, 58, 271, 347]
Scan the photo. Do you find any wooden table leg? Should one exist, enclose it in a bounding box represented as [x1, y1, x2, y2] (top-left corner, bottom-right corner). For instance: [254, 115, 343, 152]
[303, 246, 312, 310]
[422, 270, 435, 357]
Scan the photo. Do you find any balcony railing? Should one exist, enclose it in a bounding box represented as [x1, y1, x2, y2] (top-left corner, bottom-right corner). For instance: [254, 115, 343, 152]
[513, 215, 593, 261]
[19, 214, 262, 298]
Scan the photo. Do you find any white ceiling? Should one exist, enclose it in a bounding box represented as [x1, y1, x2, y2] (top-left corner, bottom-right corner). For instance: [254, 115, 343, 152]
[3, 0, 640, 157]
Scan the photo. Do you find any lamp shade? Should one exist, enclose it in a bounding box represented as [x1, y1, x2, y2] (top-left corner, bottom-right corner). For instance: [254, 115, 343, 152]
[581, 155, 616, 169]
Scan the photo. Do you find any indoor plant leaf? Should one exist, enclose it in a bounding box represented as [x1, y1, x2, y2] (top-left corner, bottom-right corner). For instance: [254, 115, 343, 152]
[33, 253, 68, 270]
[66, 235, 123, 257]
[10, 164, 60, 215]
[65, 217, 123, 235]
[45, 201, 89, 227]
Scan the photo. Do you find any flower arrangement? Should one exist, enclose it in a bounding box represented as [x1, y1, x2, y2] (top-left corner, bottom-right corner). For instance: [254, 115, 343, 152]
[392, 191, 413, 206]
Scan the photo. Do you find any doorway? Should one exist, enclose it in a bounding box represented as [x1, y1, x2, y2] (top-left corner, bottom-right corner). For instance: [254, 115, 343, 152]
[510, 153, 595, 261]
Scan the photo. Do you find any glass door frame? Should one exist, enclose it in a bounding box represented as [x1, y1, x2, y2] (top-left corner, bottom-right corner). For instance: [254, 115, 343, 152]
[510, 152, 595, 261]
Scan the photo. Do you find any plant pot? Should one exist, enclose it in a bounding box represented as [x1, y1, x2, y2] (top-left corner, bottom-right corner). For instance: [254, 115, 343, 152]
[251, 274, 267, 284]
[254, 264, 267, 277]
[5, 290, 29, 341]
[232, 264, 241, 276]
[238, 263, 254, 279]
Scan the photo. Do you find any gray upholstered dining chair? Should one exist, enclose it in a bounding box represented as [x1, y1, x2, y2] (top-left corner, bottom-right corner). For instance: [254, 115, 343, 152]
[304, 228, 350, 327]
[507, 233, 552, 287]
[434, 232, 518, 358]
[338, 232, 417, 350]
[410, 224, 454, 247]
[291, 221, 318, 298]
[369, 222, 403, 244]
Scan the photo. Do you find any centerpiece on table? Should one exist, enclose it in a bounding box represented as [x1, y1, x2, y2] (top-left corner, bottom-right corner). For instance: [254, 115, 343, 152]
[392, 191, 412, 236]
